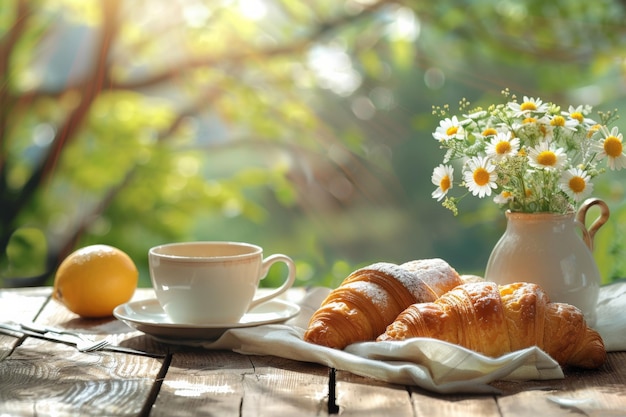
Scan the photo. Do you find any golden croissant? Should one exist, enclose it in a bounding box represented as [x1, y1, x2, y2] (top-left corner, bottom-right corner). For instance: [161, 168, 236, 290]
[304, 258, 463, 349]
[378, 281, 606, 369]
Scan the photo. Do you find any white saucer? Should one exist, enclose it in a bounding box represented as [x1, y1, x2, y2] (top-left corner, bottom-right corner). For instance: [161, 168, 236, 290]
[113, 298, 300, 341]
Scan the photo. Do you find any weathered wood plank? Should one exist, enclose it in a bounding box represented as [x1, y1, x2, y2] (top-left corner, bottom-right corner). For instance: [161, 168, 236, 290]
[0, 286, 51, 320]
[496, 390, 573, 417]
[151, 350, 330, 417]
[242, 355, 329, 416]
[0, 337, 165, 416]
[493, 351, 626, 417]
[335, 370, 413, 416]
[0, 334, 21, 361]
[150, 349, 255, 417]
[2, 287, 625, 417]
[406, 387, 500, 417]
[31, 287, 168, 356]
[0, 287, 52, 360]
[0, 288, 166, 416]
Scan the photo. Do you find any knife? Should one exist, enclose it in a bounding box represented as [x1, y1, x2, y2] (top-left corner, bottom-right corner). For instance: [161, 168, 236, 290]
[0, 322, 166, 358]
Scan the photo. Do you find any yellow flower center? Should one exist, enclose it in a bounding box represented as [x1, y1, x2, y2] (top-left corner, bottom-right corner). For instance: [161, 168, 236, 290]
[604, 136, 623, 158]
[518, 148, 527, 157]
[473, 167, 491, 186]
[439, 175, 451, 192]
[495, 141, 511, 155]
[568, 176, 586, 193]
[446, 126, 459, 136]
[522, 117, 537, 124]
[482, 128, 498, 136]
[537, 150, 557, 166]
[571, 112, 584, 123]
[550, 115, 565, 127]
[520, 102, 537, 111]
[502, 191, 512, 198]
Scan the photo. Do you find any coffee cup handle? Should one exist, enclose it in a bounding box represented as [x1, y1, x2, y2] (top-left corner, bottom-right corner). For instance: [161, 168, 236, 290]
[247, 254, 296, 310]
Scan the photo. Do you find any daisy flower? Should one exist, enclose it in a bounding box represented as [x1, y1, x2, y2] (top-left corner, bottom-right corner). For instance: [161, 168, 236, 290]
[561, 105, 596, 127]
[513, 115, 551, 140]
[485, 133, 520, 160]
[559, 168, 593, 202]
[597, 126, 626, 170]
[431, 164, 454, 201]
[432, 116, 465, 142]
[549, 114, 578, 132]
[528, 142, 567, 170]
[463, 157, 497, 198]
[431, 91, 622, 215]
[507, 96, 549, 117]
[494, 190, 514, 205]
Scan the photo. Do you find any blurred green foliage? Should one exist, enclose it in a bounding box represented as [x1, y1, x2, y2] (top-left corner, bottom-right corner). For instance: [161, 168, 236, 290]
[1, 0, 626, 289]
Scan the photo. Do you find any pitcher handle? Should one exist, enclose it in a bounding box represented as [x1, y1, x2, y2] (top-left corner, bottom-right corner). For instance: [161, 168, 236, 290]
[576, 198, 610, 251]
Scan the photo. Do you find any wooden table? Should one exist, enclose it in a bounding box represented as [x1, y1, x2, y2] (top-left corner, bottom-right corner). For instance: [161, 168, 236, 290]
[1, 287, 625, 417]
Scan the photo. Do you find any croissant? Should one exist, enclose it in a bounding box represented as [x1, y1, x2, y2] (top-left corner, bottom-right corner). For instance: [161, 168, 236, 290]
[304, 258, 463, 349]
[378, 281, 606, 369]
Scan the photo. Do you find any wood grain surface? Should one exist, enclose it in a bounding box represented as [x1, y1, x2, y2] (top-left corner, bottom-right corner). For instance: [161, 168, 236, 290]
[1, 287, 625, 417]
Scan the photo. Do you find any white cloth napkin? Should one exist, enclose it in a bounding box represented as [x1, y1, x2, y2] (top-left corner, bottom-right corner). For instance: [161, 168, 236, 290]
[595, 280, 626, 351]
[178, 282, 626, 394]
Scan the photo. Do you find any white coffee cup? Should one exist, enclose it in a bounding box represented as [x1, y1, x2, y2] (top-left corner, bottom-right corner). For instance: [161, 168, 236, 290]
[148, 241, 296, 324]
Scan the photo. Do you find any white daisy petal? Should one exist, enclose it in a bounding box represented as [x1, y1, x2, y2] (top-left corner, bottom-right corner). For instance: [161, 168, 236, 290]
[598, 126, 626, 171]
[507, 96, 549, 117]
[562, 105, 596, 127]
[431, 164, 454, 201]
[485, 133, 520, 160]
[493, 190, 514, 205]
[528, 142, 567, 170]
[463, 157, 498, 198]
[432, 116, 465, 142]
[559, 168, 593, 202]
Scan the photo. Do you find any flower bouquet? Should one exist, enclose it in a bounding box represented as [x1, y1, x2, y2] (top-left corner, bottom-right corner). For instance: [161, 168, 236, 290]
[431, 90, 624, 215]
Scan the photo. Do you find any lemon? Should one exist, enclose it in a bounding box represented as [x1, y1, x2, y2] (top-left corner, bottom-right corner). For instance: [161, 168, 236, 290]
[53, 244, 138, 318]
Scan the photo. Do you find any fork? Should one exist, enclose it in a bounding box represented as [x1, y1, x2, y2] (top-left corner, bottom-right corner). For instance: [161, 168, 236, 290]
[19, 322, 111, 352]
[71, 333, 111, 352]
[1, 322, 163, 357]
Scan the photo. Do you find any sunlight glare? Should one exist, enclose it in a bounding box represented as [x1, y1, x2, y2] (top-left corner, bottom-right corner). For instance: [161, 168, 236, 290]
[164, 380, 235, 397]
[307, 44, 362, 96]
[182, 1, 213, 28]
[238, 0, 267, 20]
[387, 7, 420, 41]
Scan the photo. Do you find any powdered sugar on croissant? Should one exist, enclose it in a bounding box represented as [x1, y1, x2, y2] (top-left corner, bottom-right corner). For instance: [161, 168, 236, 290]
[303, 258, 462, 349]
[378, 281, 606, 369]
